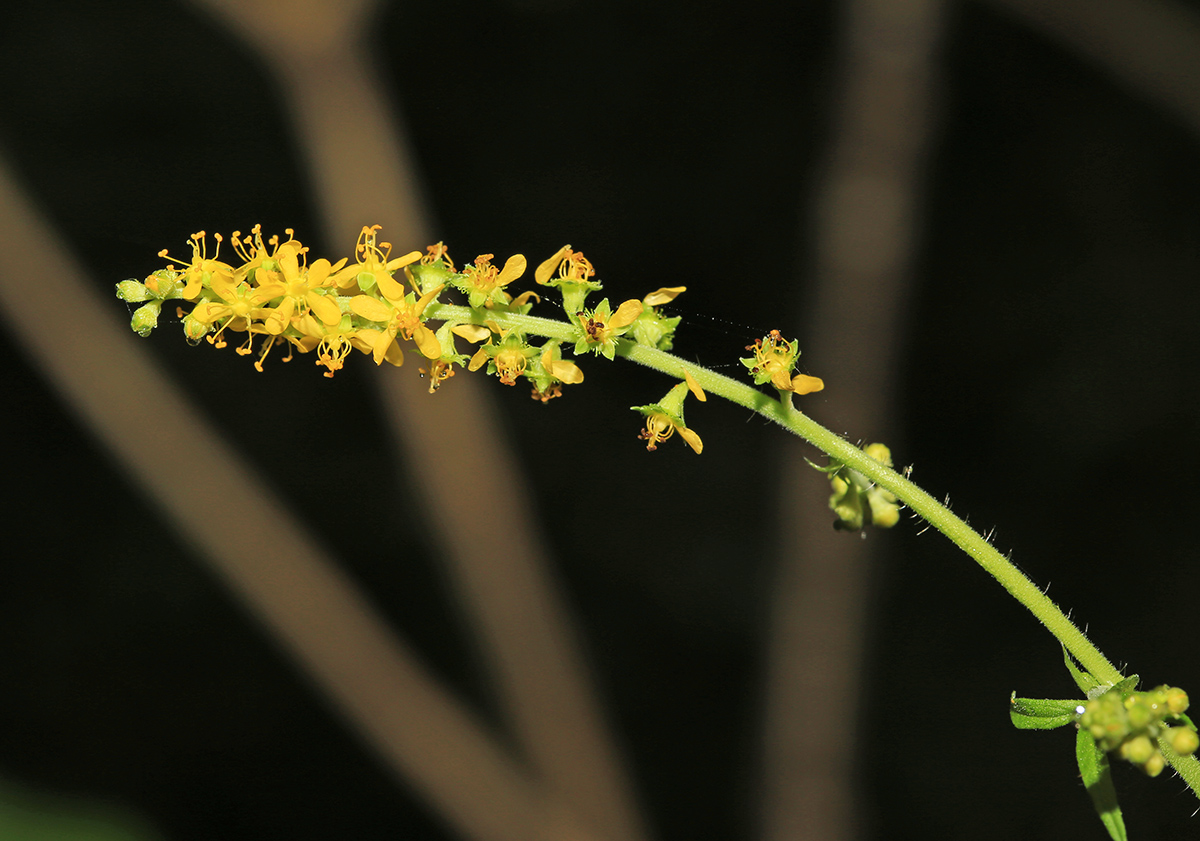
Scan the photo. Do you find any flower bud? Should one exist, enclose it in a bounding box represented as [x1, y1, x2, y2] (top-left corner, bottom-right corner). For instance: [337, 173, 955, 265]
[1165, 687, 1190, 716]
[1119, 734, 1155, 764]
[1167, 726, 1200, 756]
[130, 301, 162, 337]
[115, 279, 151, 303]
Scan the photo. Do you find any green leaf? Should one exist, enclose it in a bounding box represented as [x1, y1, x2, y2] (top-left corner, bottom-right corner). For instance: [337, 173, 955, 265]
[1010, 692, 1081, 730]
[1076, 727, 1127, 841]
[1063, 647, 1102, 697]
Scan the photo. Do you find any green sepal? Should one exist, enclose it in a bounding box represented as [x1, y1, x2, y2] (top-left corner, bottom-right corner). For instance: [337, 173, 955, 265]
[1009, 692, 1081, 730]
[829, 474, 864, 531]
[1076, 727, 1127, 841]
[409, 260, 454, 297]
[628, 307, 681, 351]
[1063, 648, 1101, 697]
[1112, 675, 1139, 694]
[805, 456, 844, 475]
[356, 270, 377, 293]
[1062, 647, 1140, 702]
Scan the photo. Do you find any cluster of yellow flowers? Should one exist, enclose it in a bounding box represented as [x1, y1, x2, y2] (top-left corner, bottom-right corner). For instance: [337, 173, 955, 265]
[117, 225, 825, 454]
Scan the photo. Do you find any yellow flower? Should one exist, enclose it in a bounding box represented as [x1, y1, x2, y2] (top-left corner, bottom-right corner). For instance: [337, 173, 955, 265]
[331, 225, 422, 300]
[467, 327, 538, 386]
[455, 253, 528, 309]
[524, 341, 584, 402]
[190, 271, 279, 354]
[158, 231, 236, 300]
[421, 241, 456, 272]
[227, 225, 299, 278]
[348, 281, 443, 365]
[575, 297, 644, 360]
[741, 330, 824, 394]
[252, 241, 347, 333]
[534, 245, 603, 315]
[534, 245, 597, 286]
[287, 312, 375, 377]
[631, 376, 705, 454]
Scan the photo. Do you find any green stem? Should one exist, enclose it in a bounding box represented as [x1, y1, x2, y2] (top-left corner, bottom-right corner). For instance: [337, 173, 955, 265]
[616, 342, 1124, 679]
[426, 302, 1199, 795]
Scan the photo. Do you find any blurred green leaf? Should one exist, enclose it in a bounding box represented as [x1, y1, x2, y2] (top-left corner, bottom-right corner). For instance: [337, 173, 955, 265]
[0, 777, 159, 841]
[1076, 728, 1127, 841]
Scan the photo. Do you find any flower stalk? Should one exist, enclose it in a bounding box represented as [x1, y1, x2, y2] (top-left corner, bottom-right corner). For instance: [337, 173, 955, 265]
[119, 227, 1198, 807]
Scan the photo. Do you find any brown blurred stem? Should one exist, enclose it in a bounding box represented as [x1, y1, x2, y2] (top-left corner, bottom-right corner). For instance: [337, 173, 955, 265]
[980, 0, 1200, 137]
[188, 2, 647, 840]
[759, 1, 946, 840]
[0, 160, 586, 841]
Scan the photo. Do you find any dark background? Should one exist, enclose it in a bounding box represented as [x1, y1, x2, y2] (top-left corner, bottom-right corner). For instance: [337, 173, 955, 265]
[1, 0, 1198, 839]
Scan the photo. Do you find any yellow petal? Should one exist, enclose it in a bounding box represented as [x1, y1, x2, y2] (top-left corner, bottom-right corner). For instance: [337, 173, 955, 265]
[541, 347, 584, 384]
[352, 328, 383, 353]
[263, 298, 296, 334]
[209, 270, 239, 303]
[329, 262, 362, 289]
[511, 290, 541, 307]
[771, 368, 794, 391]
[496, 254, 527, 286]
[295, 313, 323, 339]
[375, 269, 406, 302]
[682, 368, 706, 402]
[386, 250, 423, 272]
[551, 359, 584, 384]
[643, 286, 686, 307]
[307, 257, 333, 288]
[413, 324, 442, 359]
[382, 339, 405, 367]
[452, 323, 491, 343]
[609, 299, 644, 331]
[190, 301, 228, 324]
[277, 243, 301, 280]
[414, 284, 444, 315]
[535, 245, 570, 284]
[791, 374, 825, 395]
[253, 282, 286, 301]
[678, 425, 703, 454]
[372, 330, 395, 365]
[468, 347, 490, 372]
[289, 334, 319, 353]
[307, 291, 342, 326]
[349, 295, 392, 323]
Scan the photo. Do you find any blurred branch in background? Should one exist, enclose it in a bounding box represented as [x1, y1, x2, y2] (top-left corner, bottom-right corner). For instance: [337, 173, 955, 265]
[0, 160, 568, 841]
[761, 1, 946, 839]
[186, 2, 647, 840]
[980, 0, 1200, 137]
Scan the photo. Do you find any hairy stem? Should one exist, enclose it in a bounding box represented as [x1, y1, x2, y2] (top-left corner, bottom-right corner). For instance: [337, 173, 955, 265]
[426, 302, 1200, 796]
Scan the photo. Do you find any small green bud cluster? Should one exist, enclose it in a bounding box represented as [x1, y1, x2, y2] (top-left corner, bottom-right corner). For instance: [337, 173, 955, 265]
[816, 442, 900, 530]
[1080, 685, 1197, 777]
[115, 269, 187, 337]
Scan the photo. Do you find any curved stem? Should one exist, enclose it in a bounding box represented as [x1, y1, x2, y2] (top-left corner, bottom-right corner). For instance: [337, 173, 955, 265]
[425, 303, 1200, 797]
[427, 302, 1118, 679]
